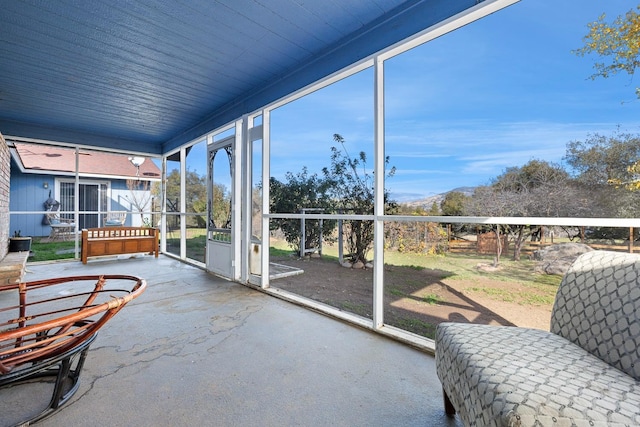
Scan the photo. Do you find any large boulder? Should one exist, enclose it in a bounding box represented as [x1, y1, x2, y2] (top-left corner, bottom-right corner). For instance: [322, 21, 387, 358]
[533, 243, 593, 275]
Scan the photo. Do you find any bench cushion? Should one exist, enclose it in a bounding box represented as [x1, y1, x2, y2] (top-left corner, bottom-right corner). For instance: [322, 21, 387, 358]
[435, 323, 640, 427]
[550, 251, 640, 381]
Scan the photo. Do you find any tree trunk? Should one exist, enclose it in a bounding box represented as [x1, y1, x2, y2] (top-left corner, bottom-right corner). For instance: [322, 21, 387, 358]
[493, 225, 502, 267]
[513, 226, 524, 261]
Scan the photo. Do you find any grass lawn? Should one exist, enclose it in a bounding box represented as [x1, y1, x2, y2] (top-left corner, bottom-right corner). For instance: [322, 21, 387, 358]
[270, 238, 561, 307]
[166, 228, 207, 262]
[30, 238, 77, 262]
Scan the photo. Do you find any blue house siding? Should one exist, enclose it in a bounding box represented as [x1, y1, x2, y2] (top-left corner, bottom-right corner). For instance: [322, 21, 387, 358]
[110, 179, 130, 213]
[9, 158, 53, 237]
[110, 180, 153, 227]
[9, 161, 148, 237]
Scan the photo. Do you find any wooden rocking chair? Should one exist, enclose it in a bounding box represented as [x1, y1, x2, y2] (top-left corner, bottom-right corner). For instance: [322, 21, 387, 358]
[0, 274, 146, 425]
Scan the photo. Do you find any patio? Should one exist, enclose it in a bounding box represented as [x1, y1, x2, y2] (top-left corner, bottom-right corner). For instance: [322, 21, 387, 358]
[1, 255, 460, 427]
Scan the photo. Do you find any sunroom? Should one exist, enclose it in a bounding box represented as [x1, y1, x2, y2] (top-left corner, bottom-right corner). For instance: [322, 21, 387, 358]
[2, 0, 640, 424]
[1, 0, 534, 346]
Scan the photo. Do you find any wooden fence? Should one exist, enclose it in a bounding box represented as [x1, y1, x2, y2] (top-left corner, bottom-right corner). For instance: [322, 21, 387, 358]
[449, 238, 640, 256]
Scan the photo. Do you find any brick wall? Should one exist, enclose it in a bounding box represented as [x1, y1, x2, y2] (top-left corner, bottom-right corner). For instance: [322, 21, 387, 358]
[0, 132, 9, 260]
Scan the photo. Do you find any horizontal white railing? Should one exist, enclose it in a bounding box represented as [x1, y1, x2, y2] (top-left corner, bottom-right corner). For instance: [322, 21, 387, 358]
[268, 213, 640, 228]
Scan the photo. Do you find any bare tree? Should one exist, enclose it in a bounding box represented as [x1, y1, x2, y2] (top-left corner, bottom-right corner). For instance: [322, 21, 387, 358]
[126, 179, 153, 225]
[465, 160, 588, 262]
[464, 185, 518, 265]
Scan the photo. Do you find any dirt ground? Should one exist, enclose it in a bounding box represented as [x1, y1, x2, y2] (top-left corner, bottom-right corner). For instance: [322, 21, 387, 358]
[270, 255, 553, 339]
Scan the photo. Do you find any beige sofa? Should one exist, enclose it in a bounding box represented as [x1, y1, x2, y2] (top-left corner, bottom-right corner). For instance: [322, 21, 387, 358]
[435, 251, 640, 426]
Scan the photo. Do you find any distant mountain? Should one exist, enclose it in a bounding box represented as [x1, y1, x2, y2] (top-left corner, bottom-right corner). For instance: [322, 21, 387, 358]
[403, 187, 476, 209]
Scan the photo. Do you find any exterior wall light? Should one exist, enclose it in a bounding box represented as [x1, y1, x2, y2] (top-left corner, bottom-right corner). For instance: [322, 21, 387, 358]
[128, 156, 146, 177]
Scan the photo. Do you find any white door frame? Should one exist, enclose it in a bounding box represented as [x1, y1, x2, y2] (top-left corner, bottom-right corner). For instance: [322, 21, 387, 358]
[205, 116, 264, 283]
[241, 115, 264, 285]
[206, 130, 241, 280]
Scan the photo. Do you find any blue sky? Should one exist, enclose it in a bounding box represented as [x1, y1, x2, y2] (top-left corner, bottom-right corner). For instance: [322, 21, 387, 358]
[269, 0, 640, 203]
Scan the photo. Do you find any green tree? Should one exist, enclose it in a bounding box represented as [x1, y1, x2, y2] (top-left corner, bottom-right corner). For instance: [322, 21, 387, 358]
[209, 183, 229, 229]
[185, 171, 208, 228]
[575, 5, 640, 97]
[440, 191, 468, 216]
[269, 168, 335, 254]
[322, 134, 397, 265]
[166, 168, 217, 229]
[440, 190, 469, 239]
[566, 132, 640, 186]
[565, 131, 640, 218]
[427, 201, 440, 215]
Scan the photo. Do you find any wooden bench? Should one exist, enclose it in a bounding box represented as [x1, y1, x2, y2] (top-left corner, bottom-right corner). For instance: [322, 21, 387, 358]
[0, 251, 29, 285]
[81, 226, 159, 264]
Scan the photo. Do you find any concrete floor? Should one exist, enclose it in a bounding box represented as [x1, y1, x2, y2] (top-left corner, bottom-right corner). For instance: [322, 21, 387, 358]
[4, 255, 462, 427]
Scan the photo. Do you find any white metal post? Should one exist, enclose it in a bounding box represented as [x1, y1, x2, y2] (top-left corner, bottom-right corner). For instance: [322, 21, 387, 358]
[74, 147, 80, 258]
[180, 147, 187, 259]
[300, 209, 306, 258]
[240, 116, 251, 284]
[372, 55, 385, 330]
[261, 109, 271, 288]
[160, 156, 167, 253]
[233, 119, 244, 281]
